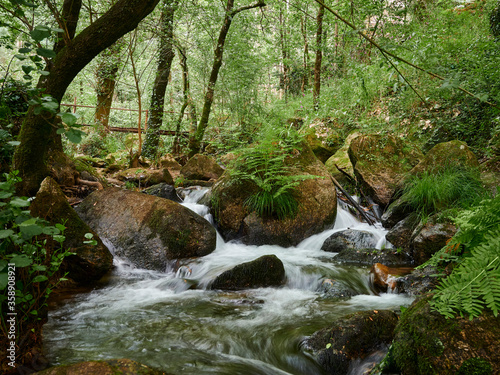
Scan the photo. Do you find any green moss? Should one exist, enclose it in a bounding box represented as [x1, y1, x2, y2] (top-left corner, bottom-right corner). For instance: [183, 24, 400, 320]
[457, 358, 493, 375]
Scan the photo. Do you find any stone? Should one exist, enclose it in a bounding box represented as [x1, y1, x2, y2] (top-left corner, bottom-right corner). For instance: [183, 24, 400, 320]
[333, 248, 414, 267]
[385, 214, 420, 250]
[395, 266, 440, 296]
[321, 229, 379, 252]
[319, 278, 356, 300]
[390, 296, 500, 375]
[30, 177, 113, 283]
[303, 310, 399, 375]
[76, 187, 217, 271]
[325, 131, 360, 188]
[142, 183, 182, 203]
[411, 217, 458, 265]
[211, 142, 337, 247]
[180, 154, 224, 181]
[33, 358, 170, 375]
[381, 196, 414, 229]
[209, 255, 286, 291]
[114, 168, 174, 187]
[348, 134, 423, 207]
[300, 120, 343, 163]
[369, 263, 413, 293]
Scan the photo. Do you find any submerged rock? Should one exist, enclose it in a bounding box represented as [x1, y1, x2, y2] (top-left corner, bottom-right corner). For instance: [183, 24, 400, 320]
[30, 177, 113, 283]
[76, 188, 216, 271]
[348, 134, 423, 207]
[321, 229, 379, 252]
[211, 143, 337, 247]
[319, 278, 357, 300]
[34, 358, 170, 375]
[390, 296, 500, 374]
[210, 255, 286, 291]
[180, 154, 224, 181]
[303, 310, 399, 375]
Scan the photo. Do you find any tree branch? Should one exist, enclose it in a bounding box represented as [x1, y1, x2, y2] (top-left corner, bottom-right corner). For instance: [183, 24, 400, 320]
[231, 1, 266, 16]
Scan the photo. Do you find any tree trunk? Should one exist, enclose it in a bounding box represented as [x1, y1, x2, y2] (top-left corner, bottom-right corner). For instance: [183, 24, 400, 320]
[279, 5, 289, 102]
[188, 0, 266, 156]
[300, 14, 309, 94]
[13, 0, 161, 195]
[313, 3, 325, 110]
[172, 46, 192, 154]
[142, 0, 178, 159]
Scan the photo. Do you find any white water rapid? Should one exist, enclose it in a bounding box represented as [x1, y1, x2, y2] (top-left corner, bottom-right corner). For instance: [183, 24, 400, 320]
[44, 187, 414, 375]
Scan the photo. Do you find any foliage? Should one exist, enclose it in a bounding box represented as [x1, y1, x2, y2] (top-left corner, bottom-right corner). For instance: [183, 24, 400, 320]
[226, 123, 317, 220]
[0, 171, 74, 336]
[399, 166, 487, 220]
[423, 195, 500, 319]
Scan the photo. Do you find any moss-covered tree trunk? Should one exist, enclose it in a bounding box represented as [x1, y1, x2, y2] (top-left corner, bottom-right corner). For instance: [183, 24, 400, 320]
[13, 0, 161, 196]
[313, 3, 324, 111]
[142, 0, 178, 159]
[188, 0, 266, 156]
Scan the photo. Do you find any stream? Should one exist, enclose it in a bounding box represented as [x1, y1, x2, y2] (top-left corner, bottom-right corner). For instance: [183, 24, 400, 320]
[43, 188, 414, 375]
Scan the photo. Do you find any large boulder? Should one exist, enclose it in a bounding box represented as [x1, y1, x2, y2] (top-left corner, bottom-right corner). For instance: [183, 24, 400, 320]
[76, 188, 217, 271]
[348, 134, 423, 207]
[30, 177, 113, 283]
[411, 217, 457, 265]
[390, 296, 500, 375]
[211, 143, 337, 247]
[209, 255, 286, 290]
[180, 154, 224, 181]
[34, 358, 170, 375]
[321, 229, 379, 252]
[303, 310, 399, 375]
[114, 167, 174, 187]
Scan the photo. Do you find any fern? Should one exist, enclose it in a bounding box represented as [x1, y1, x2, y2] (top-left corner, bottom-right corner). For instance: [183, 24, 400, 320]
[427, 195, 500, 319]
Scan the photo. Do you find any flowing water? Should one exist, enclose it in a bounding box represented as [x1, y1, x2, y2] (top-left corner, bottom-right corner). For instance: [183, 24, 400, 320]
[44, 188, 414, 374]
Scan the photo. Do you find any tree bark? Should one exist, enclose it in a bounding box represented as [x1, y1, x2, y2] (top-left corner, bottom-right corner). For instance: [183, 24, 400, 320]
[13, 0, 161, 195]
[313, 3, 325, 110]
[188, 0, 265, 156]
[300, 14, 309, 93]
[143, 0, 178, 159]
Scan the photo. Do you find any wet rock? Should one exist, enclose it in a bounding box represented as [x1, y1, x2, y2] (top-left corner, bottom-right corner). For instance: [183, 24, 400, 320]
[303, 310, 399, 375]
[34, 358, 170, 375]
[348, 134, 423, 207]
[321, 229, 379, 252]
[180, 154, 224, 181]
[30, 177, 113, 283]
[380, 196, 414, 229]
[114, 167, 174, 187]
[209, 255, 286, 291]
[411, 217, 457, 265]
[319, 279, 356, 300]
[211, 143, 337, 247]
[385, 214, 419, 250]
[333, 248, 414, 267]
[142, 183, 182, 203]
[76, 188, 216, 271]
[390, 296, 500, 374]
[370, 263, 413, 293]
[395, 266, 440, 296]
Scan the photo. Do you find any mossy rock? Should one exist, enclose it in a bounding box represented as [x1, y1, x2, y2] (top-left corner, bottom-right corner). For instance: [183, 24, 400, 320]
[301, 120, 343, 163]
[114, 167, 174, 187]
[209, 254, 286, 291]
[324, 132, 360, 190]
[391, 296, 500, 375]
[34, 358, 171, 375]
[30, 177, 113, 283]
[180, 154, 224, 181]
[348, 134, 423, 207]
[303, 310, 399, 375]
[73, 157, 108, 187]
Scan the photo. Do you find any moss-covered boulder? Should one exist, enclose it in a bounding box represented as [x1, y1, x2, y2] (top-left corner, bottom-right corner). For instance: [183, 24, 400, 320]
[34, 358, 170, 375]
[348, 134, 423, 207]
[390, 296, 500, 375]
[301, 120, 343, 163]
[211, 143, 337, 247]
[325, 132, 360, 188]
[209, 255, 286, 290]
[30, 177, 113, 283]
[303, 310, 399, 375]
[180, 154, 224, 181]
[408, 140, 479, 177]
[76, 188, 217, 271]
[114, 167, 174, 187]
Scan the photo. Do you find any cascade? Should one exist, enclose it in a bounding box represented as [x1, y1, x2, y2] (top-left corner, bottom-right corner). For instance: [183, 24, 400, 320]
[43, 188, 413, 375]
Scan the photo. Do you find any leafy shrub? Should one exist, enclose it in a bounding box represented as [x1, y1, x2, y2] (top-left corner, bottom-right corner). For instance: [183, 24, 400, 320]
[424, 194, 500, 319]
[399, 166, 487, 220]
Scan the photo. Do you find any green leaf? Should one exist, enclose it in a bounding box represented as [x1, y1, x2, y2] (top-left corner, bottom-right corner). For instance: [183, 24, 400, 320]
[42, 226, 60, 235]
[10, 197, 30, 207]
[65, 128, 85, 144]
[60, 112, 78, 127]
[36, 47, 56, 59]
[19, 48, 32, 54]
[32, 275, 48, 283]
[0, 229, 14, 239]
[7, 141, 20, 146]
[10, 254, 33, 268]
[0, 273, 7, 290]
[30, 26, 51, 42]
